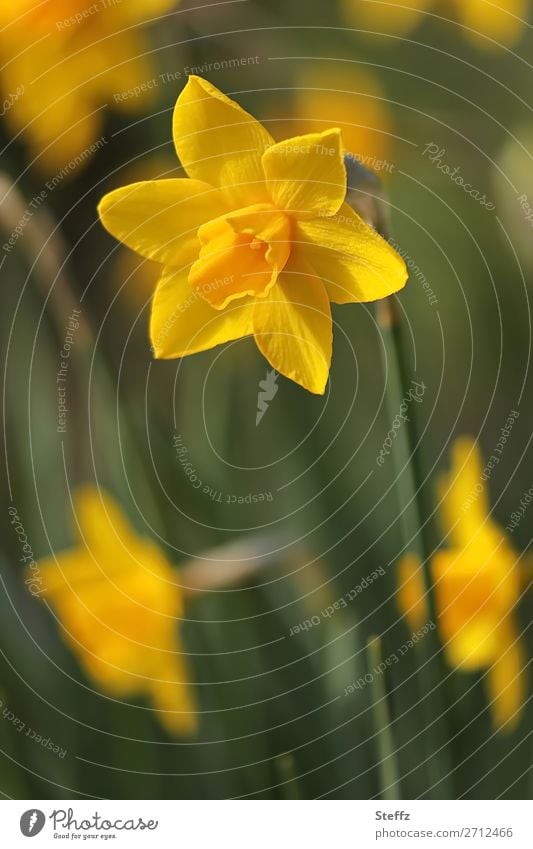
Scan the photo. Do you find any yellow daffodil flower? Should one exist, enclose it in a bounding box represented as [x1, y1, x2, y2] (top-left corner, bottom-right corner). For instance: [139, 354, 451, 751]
[98, 75, 407, 394]
[397, 437, 527, 730]
[35, 486, 197, 735]
[0, 0, 175, 172]
[342, 0, 527, 50]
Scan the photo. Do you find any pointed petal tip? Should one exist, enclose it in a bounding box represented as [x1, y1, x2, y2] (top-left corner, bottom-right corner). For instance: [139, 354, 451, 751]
[257, 360, 328, 395]
[179, 73, 203, 96]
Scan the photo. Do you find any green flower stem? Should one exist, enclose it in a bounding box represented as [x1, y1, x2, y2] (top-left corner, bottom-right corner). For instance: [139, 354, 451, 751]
[376, 298, 436, 615]
[377, 296, 453, 799]
[367, 635, 401, 800]
[344, 159, 452, 796]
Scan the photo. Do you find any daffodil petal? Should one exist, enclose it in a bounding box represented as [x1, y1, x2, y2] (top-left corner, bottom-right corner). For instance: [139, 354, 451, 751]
[36, 551, 95, 599]
[432, 547, 517, 670]
[486, 620, 526, 730]
[72, 639, 142, 697]
[289, 67, 394, 170]
[437, 437, 498, 548]
[173, 75, 274, 207]
[71, 487, 136, 551]
[35, 488, 155, 596]
[295, 202, 407, 302]
[443, 619, 501, 670]
[261, 129, 346, 217]
[151, 266, 255, 358]
[253, 255, 332, 394]
[98, 179, 229, 267]
[150, 658, 198, 736]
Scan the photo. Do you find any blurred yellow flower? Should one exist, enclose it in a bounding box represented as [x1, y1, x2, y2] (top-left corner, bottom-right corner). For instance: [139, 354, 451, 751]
[397, 551, 429, 632]
[0, 0, 175, 172]
[342, 0, 433, 37]
[397, 437, 527, 730]
[98, 75, 407, 394]
[342, 0, 527, 50]
[279, 67, 395, 178]
[35, 486, 197, 735]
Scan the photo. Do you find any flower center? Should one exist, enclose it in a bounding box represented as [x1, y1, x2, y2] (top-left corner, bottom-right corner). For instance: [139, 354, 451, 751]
[189, 204, 291, 310]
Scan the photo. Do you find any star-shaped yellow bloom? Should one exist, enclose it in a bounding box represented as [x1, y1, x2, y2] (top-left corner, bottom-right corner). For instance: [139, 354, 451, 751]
[342, 0, 527, 50]
[397, 437, 527, 730]
[35, 486, 197, 735]
[98, 75, 407, 394]
[0, 0, 175, 172]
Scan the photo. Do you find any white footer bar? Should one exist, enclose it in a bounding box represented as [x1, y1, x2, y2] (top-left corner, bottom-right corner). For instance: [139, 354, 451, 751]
[0, 800, 529, 847]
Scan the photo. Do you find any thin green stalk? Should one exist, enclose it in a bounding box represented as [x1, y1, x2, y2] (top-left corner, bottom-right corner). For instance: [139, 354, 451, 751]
[367, 636, 401, 800]
[275, 752, 302, 800]
[345, 161, 453, 797]
[376, 298, 436, 618]
[376, 291, 453, 799]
